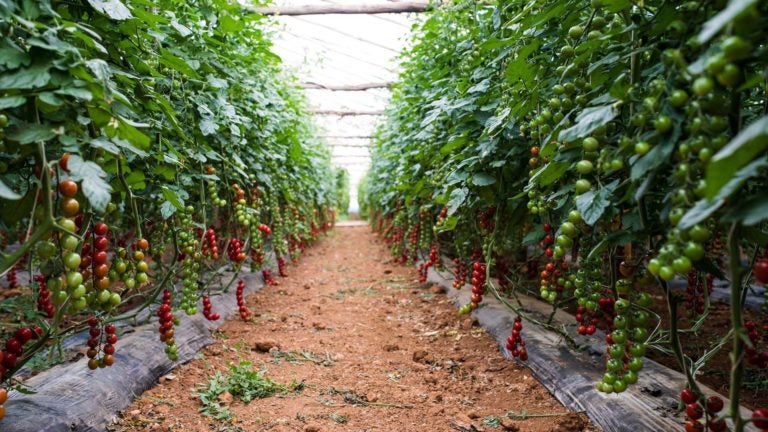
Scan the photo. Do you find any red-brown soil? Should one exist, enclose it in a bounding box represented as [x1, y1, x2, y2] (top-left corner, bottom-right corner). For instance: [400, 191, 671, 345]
[111, 226, 597, 432]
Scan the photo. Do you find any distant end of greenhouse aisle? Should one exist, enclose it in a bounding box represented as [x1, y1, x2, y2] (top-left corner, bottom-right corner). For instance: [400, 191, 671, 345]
[0, 0, 348, 427]
[362, 0, 768, 432]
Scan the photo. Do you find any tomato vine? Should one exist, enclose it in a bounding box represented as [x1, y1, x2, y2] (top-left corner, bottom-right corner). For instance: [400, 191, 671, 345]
[366, 1, 768, 431]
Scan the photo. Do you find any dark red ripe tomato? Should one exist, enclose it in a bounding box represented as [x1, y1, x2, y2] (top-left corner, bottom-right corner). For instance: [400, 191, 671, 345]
[706, 395, 724, 413]
[753, 408, 768, 429]
[94, 223, 109, 236]
[684, 420, 704, 432]
[754, 260, 768, 284]
[2, 352, 17, 368]
[88, 316, 99, 327]
[15, 327, 33, 344]
[681, 388, 698, 404]
[5, 338, 21, 354]
[105, 324, 116, 334]
[707, 418, 727, 432]
[686, 403, 703, 420]
[59, 154, 70, 172]
[95, 237, 109, 251]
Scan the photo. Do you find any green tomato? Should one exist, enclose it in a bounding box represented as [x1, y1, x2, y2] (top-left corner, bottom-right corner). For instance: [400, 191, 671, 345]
[582, 137, 599, 152]
[606, 358, 622, 372]
[568, 210, 582, 223]
[632, 327, 649, 343]
[627, 357, 644, 372]
[659, 266, 675, 281]
[556, 235, 573, 247]
[629, 342, 647, 357]
[683, 242, 705, 261]
[568, 25, 584, 39]
[63, 252, 82, 271]
[71, 297, 87, 311]
[109, 292, 122, 307]
[561, 222, 578, 237]
[705, 53, 726, 75]
[668, 208, 685, 225]
[71, 284, 86, 299]
[688, 225, 710, 242]
[613, 315, 628, 329]
[647, 258, 661, 276]
[61, 234, 80, 251]
[653, 115, 673, 134]
[58, 218, 77, 232]
[136, 272, 149, 284]
[616, 279, 631, 295]
[634, 141, 651, 156]
[624, 370, 638, 385]
[611, 329, 628, 344]
[635, 293, 651, 308]
[672, 256, 692, 274]
[37, 241, 57, 260]
[668, 90, 688, 108]
[721, 36, 751, 61]
[612, 379, 627, 393]
[602, 372, 617, 385]
[692, 77, 714, 97]
[66, 271, 83, 289]
[576, 160, 593, 174]
[575, 179, 592, 194]
[609, 159, 624, 170]
[614, 299, 631, 312]
[609, 344, 626, 359]
[124, 277, 136, 289]
[716, 63, 741, 88]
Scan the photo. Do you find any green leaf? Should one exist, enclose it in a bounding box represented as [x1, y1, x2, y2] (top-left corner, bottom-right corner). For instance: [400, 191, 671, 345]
[0, 39, 30, 69]
[219, 14, 244, 33]
[7, 124, 57, 144]
[705, 115, 768, 199]
[679, 157, 768, 229]
[89, 137, 120, 155]
[160, 49, 201, 79]
[472, 173, 496, 187]
[630, 135, 676, 180]
[87, 0, 131, 20]
[0, 63, 50, 89]
[446, 187, 468, 216]
[697, 0, 758, 44]
[55, 87, 93, 101]
[558, 103, 618, 142]
[576, 180, 619, 226]
[0, 178, 22, 200]
[162, 187, 184, 210]
[0, 95, 26, 109]
[38, 92, 63, 107]
[723, 192, 768, 226]
[528, 161, 568, 188]
[68, 156, 112, 211]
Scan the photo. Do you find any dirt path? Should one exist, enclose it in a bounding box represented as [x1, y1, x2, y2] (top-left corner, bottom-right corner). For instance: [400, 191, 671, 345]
[112, 226, 596, 432]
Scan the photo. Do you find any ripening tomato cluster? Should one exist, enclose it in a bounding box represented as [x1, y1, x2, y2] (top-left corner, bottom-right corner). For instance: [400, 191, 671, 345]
[227, 239, 246, 263]
[452, 258, 467, 289]
[745, 320, 768, 369]
[35, 274, 54, 318]
[0, 326, 40, 380]
[681, 389, 727, 432]
[417, 243, 441, 283]
[277, 256, 287, 278]
[506, 316, 528, 361]
[86, 317, 117, 370]
[262, 269, 279, 286]
[201, 228, 220, 261]
[469, 261, 487, 310]
[202, 296, 220, 321]
[158, 290, 178, 361]
[236, 280, 252, 321]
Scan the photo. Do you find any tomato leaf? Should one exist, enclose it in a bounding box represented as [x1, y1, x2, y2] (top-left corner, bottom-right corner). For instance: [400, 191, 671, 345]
[705, 115, 768, 200]
[7, 123, 57, 144]
[68, 156, 113, 212]
[0, 178, 22, 200]
[0, 62, 50, 89]
[558, 103, 618, 142]
[446, 187, 468, 216]
[472, 173, 496, 187]
[87, 0, 131, 20]
[697, 0, 758, 44]
[576, 180, 619, 226]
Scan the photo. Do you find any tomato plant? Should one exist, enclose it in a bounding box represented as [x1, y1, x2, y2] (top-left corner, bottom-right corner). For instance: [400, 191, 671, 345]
[0, 0, 341, 420]
[365, 0, 768, 430]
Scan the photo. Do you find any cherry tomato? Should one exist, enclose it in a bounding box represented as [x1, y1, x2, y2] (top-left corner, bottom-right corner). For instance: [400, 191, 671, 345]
[60, 197, 80, 217]
[58, 179, 78, 198]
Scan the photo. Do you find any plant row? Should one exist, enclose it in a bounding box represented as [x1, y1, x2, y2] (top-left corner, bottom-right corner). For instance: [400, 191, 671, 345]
[0, 0, 339, 421]
[365, 1, 768, 431]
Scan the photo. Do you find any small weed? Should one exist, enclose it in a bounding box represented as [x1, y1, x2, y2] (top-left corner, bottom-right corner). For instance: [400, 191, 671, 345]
[270, 349, 335, 367]
[198, 361, 303, 424]
[483, 416, 502, 428]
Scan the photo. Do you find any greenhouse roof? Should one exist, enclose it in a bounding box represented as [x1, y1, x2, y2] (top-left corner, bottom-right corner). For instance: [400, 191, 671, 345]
[268, 0, 423, 210]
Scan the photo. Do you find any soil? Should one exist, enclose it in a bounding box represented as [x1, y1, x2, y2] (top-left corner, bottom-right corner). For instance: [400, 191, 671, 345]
[111, 226, 597, 432]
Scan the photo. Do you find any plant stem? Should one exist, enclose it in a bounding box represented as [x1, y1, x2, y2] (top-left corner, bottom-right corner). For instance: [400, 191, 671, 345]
[727, 223, 745, 432]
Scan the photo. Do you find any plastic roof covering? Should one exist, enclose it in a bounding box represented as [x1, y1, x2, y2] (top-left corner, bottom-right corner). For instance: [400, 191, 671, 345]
[268, 0, 421, 211]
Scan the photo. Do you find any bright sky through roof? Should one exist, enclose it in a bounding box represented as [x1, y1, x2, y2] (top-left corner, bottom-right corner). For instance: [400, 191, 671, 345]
[269, 0, 421, 212]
